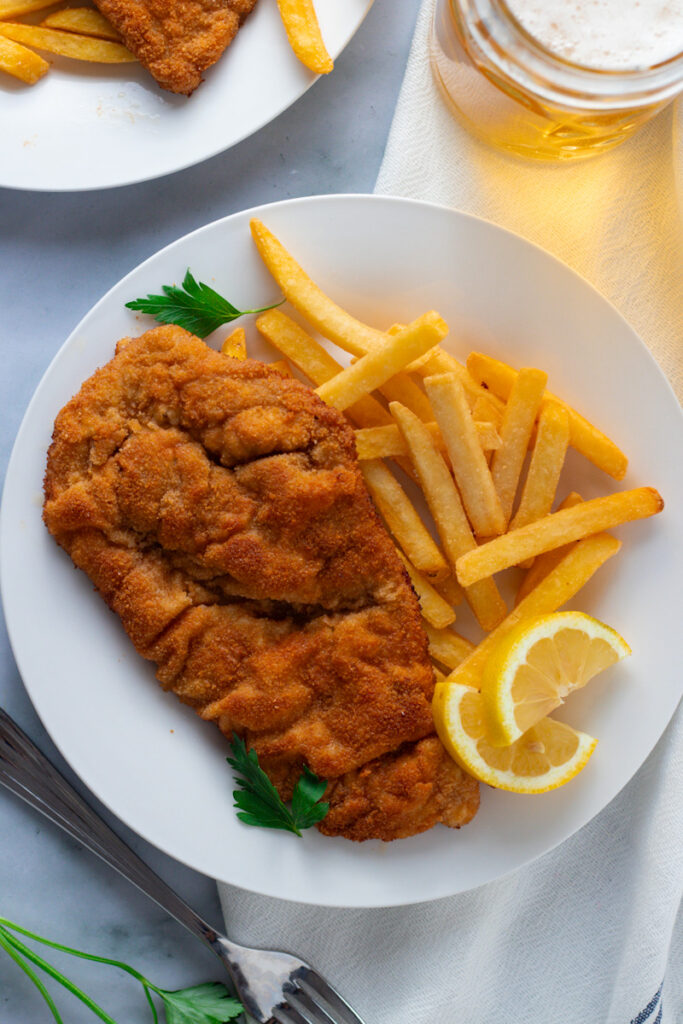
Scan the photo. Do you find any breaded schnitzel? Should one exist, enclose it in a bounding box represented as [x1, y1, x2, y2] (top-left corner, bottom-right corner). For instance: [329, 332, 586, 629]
[319, 736, 479, 842]
[93, 0, 258, 95]
[43, 326, 478, 840]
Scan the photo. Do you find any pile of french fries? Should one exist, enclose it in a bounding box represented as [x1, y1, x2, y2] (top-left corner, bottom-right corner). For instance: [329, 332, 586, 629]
[0, 0, 331, 86]
[224, 219, 664, 685]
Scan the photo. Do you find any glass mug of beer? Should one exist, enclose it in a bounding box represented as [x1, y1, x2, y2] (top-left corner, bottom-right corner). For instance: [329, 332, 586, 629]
[431, 0, 683, 160]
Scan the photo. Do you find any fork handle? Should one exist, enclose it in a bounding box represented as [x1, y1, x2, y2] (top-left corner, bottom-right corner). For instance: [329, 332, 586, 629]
[0, 710, 231, 963]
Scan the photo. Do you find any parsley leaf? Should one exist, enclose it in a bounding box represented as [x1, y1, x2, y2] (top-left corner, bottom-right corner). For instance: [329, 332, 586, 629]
[125, 270, 283, 339]
[159, 982, 243, 1024]
[290, 766, 330, 830]
[227, 734, 329, 836]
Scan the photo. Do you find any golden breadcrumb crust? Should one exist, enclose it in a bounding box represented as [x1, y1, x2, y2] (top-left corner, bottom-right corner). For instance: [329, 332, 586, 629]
[93, 0, 258, 94]
[44, 326, 479, 840]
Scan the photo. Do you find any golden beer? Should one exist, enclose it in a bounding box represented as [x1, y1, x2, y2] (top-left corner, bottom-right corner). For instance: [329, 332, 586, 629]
[431, 0, 683, 160]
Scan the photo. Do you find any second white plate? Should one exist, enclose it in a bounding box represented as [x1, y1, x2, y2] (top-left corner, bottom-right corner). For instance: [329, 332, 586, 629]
[0, 0, 372, 191]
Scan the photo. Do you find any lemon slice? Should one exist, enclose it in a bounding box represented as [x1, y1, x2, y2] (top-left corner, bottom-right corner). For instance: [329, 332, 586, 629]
[481, 611, 630, 747]
[433, 682, 597, 794]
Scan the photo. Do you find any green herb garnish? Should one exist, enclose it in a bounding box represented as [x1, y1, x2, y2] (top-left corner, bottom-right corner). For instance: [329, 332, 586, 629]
[0, 918, 243, 1024]
[125, 270, 283, 339]
[227, 733, 329, 836]
[156, 983, 242, 1024]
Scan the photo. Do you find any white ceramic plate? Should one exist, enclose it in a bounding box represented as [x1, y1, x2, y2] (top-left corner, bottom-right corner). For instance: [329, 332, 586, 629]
[2, 195, 682, 907]
[0, 0, 372, 192]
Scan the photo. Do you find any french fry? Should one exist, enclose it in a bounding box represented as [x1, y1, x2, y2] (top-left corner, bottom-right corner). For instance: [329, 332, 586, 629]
[432, 573, 464, 607]
[509, 401, 570, 532]
[424, 372, 506, 538]
[0, 31, 47, 82]
[432, 664, 448, 682]
[424, 623, 475, 670]
[0, 0, 55, 17]
[0, 22, 136, 60]
[361, 460, 449, 578]
[490, 367, 548, 527]
[379, 372, 433, 422]
[467, 352, 628, 480]
[255, 308, 393, 430]
[275, 0, 333, 75]
[443, 532, 622, 690]
[351, 408, 421, 482]
[354, 420, 499, 461]
[515, 492, 583, 605]
[471, 392, 503, 467]
[396, 551, 456, 629]
[408, 345, 461, 379]
[456, 487, 663, 587]
[391, 402, 507, 631]
[346, 397, 395, 432]
[477, 420, 502, 451]
[41, 8, 121, 40]
[269, 358, 293, 377]
[355, 423, 440, 460]
[316, 313, 448, 412]
[251, 220, 386, 356]
[472, 394, 503, 430]
[256, 308, 341, 384]
[411, 346, 505, 420]
[389, 405, 469, 573]
[385, 329, 447, 407]
[221, 326, 247, 360]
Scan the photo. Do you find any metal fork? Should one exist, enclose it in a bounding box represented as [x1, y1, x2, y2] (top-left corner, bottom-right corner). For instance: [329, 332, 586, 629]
[0, 709, 366, 1024]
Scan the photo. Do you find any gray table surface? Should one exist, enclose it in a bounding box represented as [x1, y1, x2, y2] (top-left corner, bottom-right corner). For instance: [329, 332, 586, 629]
[0, 2, 419, 1018]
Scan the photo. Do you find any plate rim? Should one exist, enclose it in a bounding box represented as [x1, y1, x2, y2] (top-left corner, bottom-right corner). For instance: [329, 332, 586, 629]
[2, 193, 682, 907]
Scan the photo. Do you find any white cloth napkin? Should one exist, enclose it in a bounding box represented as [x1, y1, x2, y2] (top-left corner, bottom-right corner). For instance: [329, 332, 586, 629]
[219, 4, 683, 1021]
[219, 717, 682, 1023]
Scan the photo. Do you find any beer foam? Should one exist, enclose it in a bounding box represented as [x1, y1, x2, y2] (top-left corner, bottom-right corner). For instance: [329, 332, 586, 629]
[504, 0, 683, 70]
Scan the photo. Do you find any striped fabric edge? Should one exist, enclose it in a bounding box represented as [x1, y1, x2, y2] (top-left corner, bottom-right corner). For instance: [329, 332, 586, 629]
[630, 983, 663, 1024]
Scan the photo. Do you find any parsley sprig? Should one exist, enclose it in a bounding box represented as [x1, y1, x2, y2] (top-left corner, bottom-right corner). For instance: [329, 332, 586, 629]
[125, 270, 283, 339]
[227, 734, 329, 836]
[0, 918, 243, 1024]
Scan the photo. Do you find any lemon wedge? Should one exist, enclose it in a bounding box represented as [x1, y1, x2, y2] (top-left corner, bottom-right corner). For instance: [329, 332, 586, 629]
[433, 682, 597, 794]
[480, 611, 630, 747]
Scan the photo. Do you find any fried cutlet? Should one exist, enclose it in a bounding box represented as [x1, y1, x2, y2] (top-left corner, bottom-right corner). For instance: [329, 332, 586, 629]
[93, 0, 258, 95]
[43, 326, 479, 840]
[318, 737, 479, 842]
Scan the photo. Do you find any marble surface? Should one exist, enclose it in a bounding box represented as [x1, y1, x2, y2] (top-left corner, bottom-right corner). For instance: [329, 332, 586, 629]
[0, 2, 419, 1018]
